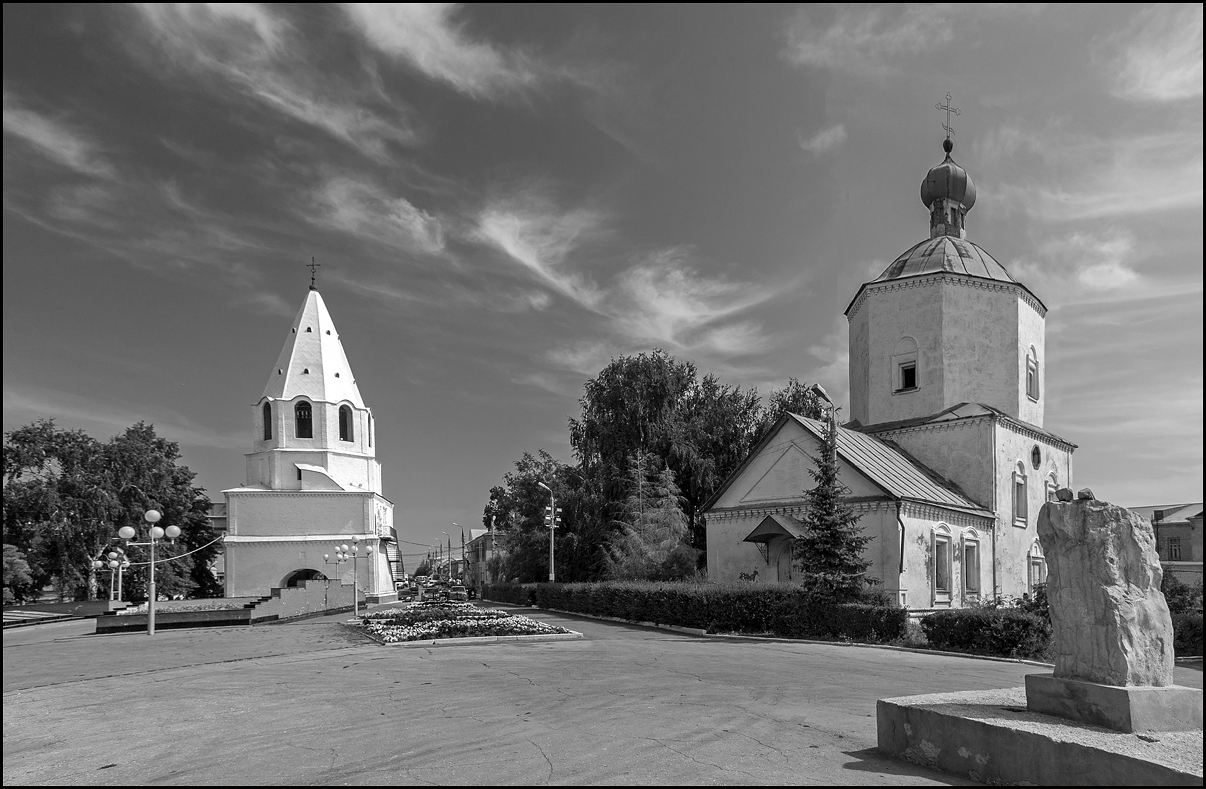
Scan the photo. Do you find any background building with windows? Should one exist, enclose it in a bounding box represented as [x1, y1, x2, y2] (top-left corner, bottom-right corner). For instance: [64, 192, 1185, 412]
[704, 137, 1074, 608]
[221, 287, 398, 601]
[1129, 503, 1203, 585]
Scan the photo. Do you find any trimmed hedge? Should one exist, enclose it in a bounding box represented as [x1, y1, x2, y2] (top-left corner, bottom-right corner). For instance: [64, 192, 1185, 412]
[920, 608, 1052, 659]
[481, 581, 907, 643]
[1173, 613, 1203, 657]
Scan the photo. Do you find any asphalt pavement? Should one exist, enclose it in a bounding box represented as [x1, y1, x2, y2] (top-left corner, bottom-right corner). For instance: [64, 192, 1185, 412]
[3, 604, 1201, 785]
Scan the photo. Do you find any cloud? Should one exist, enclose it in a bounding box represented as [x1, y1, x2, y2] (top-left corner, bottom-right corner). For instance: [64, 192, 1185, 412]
[977, 124, 1203, 222]
[783, 5, 953, 77]
[474, 197, 606, 308]
[3, 91, 115, 178]
[3, 383, 246, 451]
[614, 249, 774, 352]
[309, 177, 445, 255]
[131, 4, 415, 160]
[799, 123, 847, 156]
[1106, 5, 1203, 101]
[803, 318, 850, 412]
[342, 3, 550, 99]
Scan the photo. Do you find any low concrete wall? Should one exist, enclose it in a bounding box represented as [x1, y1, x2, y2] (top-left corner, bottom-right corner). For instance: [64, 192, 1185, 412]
[5, 600, 128, 618]
[247, 579, 358, 621]
[96, 608, 258, 634]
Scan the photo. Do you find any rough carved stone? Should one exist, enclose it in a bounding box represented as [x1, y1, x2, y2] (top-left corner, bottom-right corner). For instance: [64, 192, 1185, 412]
[1077, 487, 1095, 500]
[1055, 487, 1074, 502]
[1037, 499, 1174, 687]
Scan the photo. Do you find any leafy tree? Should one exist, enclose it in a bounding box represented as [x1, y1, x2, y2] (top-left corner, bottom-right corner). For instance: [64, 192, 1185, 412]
[3, 544, 36, 603]
[759, 377, 826, 432]
[2, 419, 219, 602]
[606, 452, 693, 580]
[792, 411, 872, 602]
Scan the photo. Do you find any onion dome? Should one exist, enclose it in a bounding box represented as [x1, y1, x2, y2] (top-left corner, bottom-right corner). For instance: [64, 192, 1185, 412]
[921, 139, 977, 210]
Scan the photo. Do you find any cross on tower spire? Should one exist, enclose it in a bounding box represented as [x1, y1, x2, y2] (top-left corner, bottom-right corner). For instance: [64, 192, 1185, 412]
[307, 257, 321, 290]
[935, 92, 960, 144]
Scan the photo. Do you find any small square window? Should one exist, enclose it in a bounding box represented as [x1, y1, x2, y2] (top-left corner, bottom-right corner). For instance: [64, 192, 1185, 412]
[898, 363, 917, 391]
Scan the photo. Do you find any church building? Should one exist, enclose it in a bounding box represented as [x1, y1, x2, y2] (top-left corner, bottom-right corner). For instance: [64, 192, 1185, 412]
[221, 284, 398, 602]
[703, 136, 1075, 608]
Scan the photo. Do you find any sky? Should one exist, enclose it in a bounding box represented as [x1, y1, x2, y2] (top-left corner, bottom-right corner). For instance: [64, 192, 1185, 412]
[4, 4, 1203, 560]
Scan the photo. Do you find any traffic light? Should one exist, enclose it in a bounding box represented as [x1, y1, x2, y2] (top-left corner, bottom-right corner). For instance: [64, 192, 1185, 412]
[544, 506, 563, 529]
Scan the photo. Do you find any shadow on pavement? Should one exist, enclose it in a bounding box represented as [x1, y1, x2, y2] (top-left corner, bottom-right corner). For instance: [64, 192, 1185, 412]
[842, 747, 975, 785]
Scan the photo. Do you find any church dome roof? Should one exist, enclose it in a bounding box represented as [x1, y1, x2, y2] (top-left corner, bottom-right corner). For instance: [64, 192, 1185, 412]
[921, 139, 976, 210]
[874, 236, 1013, 284]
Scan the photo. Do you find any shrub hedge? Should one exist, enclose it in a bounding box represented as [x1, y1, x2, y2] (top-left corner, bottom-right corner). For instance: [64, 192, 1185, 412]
[1172, 613, 1203, 657]
[481, 581, 907, 643]
[920, 608, 1052, 659]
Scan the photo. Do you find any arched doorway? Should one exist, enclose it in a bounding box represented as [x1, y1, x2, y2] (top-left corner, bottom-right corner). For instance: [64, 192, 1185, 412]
[281, 569, 326, 587]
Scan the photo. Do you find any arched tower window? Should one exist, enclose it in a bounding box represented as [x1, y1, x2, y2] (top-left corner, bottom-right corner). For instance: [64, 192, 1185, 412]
[339, 405, 353, 442]
[1026, 346, 1040, 401]
[1013, 462, 1028, 526]
[262, 401, 272, 441]
[295, 401, 313, 439]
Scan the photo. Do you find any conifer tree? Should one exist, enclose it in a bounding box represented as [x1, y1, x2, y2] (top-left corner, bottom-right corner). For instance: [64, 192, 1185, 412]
[606, 451, 689, 579]
[793, 412, 871, 601]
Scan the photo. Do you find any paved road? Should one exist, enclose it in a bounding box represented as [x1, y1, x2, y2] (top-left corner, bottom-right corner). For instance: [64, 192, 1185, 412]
[3, 606, 1201, 785]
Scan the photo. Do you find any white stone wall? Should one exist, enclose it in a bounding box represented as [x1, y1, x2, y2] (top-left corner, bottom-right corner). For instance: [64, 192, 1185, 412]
[875, 418, 996, 509]
[224, 538, 393, 599]
[847, 274, 1045, 427]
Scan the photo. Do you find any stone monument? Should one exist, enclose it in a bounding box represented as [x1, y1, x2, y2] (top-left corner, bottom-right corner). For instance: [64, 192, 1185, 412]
[1025, 489, 1202, 732]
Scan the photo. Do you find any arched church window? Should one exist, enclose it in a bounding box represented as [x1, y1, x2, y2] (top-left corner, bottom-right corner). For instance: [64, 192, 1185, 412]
[1046, 473, 1058, 502]
[368, 415, 372, 447]
[1013, 462, 1028, 526]
[306, 327, 312, 333]
[262, 401, 272, 441]
[1026, 346, 1040, 401]
[892, 337, 919, 393]
[1027, 539, 1047, 593]
[339, 405, 353, 442]
[295, 401, 313, 439]
[962, 528, 981, 597]
[932, 523, 952, 605]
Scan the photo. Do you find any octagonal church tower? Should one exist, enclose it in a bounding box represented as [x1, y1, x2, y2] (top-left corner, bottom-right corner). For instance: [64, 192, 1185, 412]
[845, 138, 1075, 599]
[222, 285, 397, 601]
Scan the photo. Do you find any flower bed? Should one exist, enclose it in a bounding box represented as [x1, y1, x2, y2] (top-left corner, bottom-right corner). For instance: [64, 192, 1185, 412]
[360, 602, 571, 643]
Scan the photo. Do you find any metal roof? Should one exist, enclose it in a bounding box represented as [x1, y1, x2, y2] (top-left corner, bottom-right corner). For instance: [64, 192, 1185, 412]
[1129, 503, 1203, 524]
[789, 415, 990, 516]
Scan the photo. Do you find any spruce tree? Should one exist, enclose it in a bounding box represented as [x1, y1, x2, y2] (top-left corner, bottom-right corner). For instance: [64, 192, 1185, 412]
[793, 412, 871, 602]
[606, 451, 689, 579]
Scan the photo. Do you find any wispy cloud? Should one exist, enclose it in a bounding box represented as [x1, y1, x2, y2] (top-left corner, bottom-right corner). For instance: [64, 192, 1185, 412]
[799, 123, 847, 156]
[342, 3, 552, 99]
[132, 4, 415, 160]
[783, 5, 953, 78]
[474, 196, 606, 308]
[2, 383, 246, 450]
[3, 91, 115, 178]
[976, 124, 1203, 222]
[309, 176, 445, 255]
[1105, 5, 1203, 101]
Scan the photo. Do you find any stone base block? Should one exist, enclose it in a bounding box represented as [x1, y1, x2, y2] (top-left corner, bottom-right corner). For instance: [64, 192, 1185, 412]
[1026, 673, 1203, 733]
[365, 591, 398, 604]
[878, 687, 1202, 786]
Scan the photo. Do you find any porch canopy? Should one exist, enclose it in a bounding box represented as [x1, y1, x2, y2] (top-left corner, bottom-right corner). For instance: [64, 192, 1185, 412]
[743, 513, 805, 543]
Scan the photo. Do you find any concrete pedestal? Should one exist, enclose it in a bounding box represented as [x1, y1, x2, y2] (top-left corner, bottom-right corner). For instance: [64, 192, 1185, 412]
[1026, 673, 1203, 733]
[877, 687, 1202, 786]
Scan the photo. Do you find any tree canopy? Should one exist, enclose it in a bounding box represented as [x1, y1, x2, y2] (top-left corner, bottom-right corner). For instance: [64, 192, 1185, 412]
[486, 350, 838, 584]
[2, 419, 220, 603]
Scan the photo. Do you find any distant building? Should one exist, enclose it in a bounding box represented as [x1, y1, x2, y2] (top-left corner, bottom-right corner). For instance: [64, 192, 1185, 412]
[704, 136, 1075, 609]
[1129, 503, 1203, 585]
[221, 286, 398, 602]
[464, 528, 494, 590]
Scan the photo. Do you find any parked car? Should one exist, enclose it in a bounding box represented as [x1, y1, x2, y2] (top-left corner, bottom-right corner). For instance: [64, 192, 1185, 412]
[448, 585, 468, 602]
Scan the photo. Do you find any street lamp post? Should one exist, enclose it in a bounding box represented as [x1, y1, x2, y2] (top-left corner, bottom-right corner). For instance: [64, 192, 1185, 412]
[117, 510, 180, 636]
[537, 482, 559, 582]
[91, 548, 129, 601]
[326, 537, 373, 617]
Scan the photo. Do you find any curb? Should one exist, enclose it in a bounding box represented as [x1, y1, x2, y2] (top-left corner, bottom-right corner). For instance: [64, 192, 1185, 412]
[482, 600, 1054, 667]
[2, 615, 83, 630]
